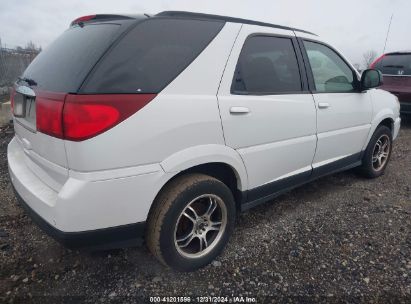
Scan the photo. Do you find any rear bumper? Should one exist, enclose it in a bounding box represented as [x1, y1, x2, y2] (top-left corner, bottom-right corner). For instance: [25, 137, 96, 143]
[13, 184, 145, 249]
[7, 136, 170, 249]
[400, 102, 411, 114]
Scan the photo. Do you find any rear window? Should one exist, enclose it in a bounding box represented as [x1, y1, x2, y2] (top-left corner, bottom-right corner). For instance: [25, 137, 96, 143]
[81, 18, 224, 94]
[374, 54, 411, 76]
[22, 22, 134, 92]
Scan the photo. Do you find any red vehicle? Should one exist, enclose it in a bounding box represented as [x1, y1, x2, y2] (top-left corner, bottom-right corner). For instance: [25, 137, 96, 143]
[371, 51, 411, 115]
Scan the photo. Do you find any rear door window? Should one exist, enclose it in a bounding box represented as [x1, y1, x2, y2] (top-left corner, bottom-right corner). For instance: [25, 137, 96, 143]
[22, 22, 133, 92]
[231, 35, 302, 94]
[81, 18, 225, 94]
[374, 54, 411, 76]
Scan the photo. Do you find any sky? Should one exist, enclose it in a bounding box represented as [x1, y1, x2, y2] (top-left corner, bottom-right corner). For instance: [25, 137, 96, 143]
[0, 0, 410, 68]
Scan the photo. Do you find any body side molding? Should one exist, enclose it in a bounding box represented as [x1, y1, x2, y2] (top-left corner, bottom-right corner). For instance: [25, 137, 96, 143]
[241, 152, 362, 211]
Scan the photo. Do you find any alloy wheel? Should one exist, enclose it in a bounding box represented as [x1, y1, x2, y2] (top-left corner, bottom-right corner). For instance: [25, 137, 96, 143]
[174, 194, 227, 259]
[372, 134, 390, 171]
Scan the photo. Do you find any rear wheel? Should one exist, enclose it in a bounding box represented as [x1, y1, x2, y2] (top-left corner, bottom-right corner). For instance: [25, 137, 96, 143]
[146, 174, 236, 271]
[358, 125, 392, 178]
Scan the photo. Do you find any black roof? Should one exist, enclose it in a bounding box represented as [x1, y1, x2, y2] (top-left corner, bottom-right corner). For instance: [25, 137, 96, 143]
[157, 11, 316, 36]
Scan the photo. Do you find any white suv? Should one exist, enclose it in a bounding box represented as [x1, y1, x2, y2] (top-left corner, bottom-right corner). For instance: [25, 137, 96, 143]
[8, 11, 401, 271]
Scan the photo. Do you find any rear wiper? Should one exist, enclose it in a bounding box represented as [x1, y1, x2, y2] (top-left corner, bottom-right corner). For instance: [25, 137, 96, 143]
[383, 65, 404, 68]
[18, 76, 37, 86]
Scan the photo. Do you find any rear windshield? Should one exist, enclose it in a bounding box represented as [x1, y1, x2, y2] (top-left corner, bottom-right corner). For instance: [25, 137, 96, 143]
[80, 18, 225, 94]
[21, 21, 134, 92]
[374, 54, 411, 76]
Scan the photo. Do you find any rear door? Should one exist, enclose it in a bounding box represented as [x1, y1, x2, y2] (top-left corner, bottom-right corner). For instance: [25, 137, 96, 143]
[11, 19, 134, 190]
[217, 24, 317, 200]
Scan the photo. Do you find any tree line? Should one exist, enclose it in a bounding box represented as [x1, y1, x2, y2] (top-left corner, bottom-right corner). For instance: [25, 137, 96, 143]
[0, 37, 42, 53]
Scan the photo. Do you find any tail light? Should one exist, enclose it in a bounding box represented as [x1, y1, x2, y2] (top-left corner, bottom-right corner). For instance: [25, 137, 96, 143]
[370, 54, 386, 69]
[69, 15, 132, 27]
[70, 15, 97, 26]
[36, 93, 156, 141]
[36, 92, 66, 138]
[10, 87, 16, 114]
[63, 94, 156, 141]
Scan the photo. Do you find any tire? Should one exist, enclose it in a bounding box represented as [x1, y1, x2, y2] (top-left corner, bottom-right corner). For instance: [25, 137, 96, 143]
[358, 125, 393, 178]
[146, 173, 236, 271]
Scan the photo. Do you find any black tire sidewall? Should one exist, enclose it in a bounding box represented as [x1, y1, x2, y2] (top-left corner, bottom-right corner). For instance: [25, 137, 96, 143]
[159, 179, 236, 271]
[362, 125, 393, 178]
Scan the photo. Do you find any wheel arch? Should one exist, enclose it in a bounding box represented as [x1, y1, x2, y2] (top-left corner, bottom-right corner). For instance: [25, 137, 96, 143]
[160, 144, 248, 191]
[362, 111, 395, 151]
[378, 117, 394, 132]
[151, 145, 249, 213]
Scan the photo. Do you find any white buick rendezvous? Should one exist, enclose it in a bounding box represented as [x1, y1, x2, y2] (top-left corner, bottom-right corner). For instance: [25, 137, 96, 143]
[8, 11, 401, 271]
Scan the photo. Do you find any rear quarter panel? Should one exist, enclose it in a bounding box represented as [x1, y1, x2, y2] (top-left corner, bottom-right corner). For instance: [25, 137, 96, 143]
[64, 23, 242, 172]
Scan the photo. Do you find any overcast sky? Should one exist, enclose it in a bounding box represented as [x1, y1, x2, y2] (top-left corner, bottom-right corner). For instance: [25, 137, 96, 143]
[1, 0, 410, 68]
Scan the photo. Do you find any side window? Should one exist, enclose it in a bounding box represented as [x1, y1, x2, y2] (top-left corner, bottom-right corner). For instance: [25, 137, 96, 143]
[304, 41, 356, 93]
[231, 36, 302, 94]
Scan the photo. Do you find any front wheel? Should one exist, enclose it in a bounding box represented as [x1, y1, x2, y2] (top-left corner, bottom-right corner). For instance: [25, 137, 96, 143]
[358, 125, 393, 178]
[146, 174, 236, 271]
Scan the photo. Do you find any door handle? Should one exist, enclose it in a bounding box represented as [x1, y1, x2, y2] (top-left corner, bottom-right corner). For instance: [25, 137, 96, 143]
[318, 102, 330, 109]
[230, 106, 250, 114]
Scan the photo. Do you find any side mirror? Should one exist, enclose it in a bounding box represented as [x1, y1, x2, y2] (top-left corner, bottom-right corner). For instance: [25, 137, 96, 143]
[361, 69, 383, 90]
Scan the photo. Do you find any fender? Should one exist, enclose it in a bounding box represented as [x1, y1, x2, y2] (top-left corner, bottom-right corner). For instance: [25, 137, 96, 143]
[160, 144, 248, 191]
[362, 89, 400, 150]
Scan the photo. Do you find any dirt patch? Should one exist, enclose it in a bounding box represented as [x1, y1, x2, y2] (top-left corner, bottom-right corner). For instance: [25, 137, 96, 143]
[1, 119, 410, 303]
[0, 94, 10, 104]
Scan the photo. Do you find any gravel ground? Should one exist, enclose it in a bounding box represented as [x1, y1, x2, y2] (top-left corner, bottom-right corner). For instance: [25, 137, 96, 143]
[0, 119, 410, 303]
[0, 94, 10, 103]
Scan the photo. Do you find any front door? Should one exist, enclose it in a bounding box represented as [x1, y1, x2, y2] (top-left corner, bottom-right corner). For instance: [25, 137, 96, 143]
[300, 38, 373, 174]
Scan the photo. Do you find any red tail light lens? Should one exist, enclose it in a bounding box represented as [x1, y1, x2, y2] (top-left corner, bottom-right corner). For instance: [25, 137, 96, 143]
[36, 92, 66, 138]
[70, 15, 97, 26]
[10, 87, 16, 114]
[370, 54, 385, 69]
[35, 93, 155, 141]
[62, 94, 156, 141]
[63, 102, 120, 141]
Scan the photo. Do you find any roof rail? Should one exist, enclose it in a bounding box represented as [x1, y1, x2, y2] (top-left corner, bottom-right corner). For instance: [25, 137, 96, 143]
[156, 11, 316, 36]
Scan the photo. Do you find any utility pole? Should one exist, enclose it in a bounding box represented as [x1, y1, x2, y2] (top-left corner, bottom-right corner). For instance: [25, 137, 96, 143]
[382, 14, 393, 54]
